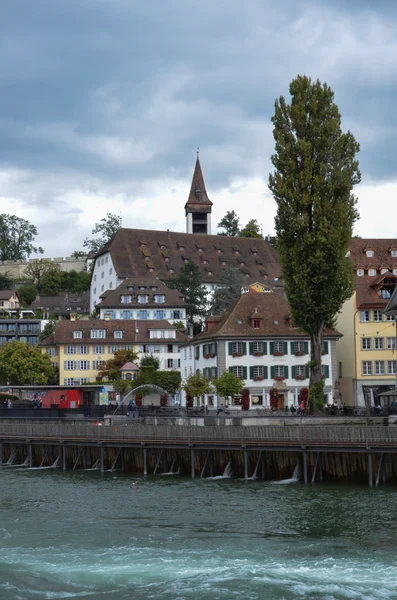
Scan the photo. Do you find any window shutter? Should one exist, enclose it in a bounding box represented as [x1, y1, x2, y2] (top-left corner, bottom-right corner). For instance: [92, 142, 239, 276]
[284, 366, 289, 379]
[305, 365, 310, 378]
[304, 341, 309, 355]
[242, 342, 247, 355]
[290, 341, 295, 354]
[229, 367, 234, 374]
[323, 341, 329, 354]
[263, 366, 268, 379]
[270, 342, 274, 355]
[196, 346, 200, 358]
[291, 366, 296, 379]
[213, 343, 217, 356]
[249, 366, 254, 379]
[228, 342, 233, 355]
[263, 341, 267, 355]
[271, 366, 275, 379]
[249, 342, 254, 355]
[243, 366, 248, 379]
[196, 369, 200, 375]
[324, 365, 330, 378]
[283, 342, 288, 355]
[203, 344, 207, 355]
[214, 367, 218, 379]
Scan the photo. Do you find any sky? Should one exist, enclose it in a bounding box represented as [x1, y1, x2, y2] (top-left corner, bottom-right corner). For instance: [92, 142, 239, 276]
[1, 0, 397, 256]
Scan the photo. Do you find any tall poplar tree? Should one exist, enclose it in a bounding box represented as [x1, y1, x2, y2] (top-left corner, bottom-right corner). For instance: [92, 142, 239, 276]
[268, 75, 360, 406]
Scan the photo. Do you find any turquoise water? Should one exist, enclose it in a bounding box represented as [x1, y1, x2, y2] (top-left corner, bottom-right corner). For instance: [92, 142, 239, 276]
[0, 469, 396, 599]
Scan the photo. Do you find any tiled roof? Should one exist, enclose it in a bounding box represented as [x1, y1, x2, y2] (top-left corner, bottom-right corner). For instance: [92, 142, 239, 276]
[349, 238, 397, 268]
[184, 157, 212, 211]
[0, 290, 18, 300]
[385, 287, 397, 315]
[97, 277, 185, 309]
[355, 273, 397, 308]
[38, 319, 185, 346]
[32, 292, 90, 315]
[193, 292, 340, 342]
[120, 362, 139, 371]
[94, 228, 281, 284]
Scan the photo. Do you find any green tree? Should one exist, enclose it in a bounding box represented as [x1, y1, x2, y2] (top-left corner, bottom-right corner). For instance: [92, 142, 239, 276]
[39, 319, 57, 342]
[24, 260, 62, 293]
[209, 267, 243, 315]
[18, 284, 38, 307]
[212, 370, 244, 403]
[0, 214, 44, 260]
[155, 371, 181, 395]
[268, 75, 360, 407]
[239, 219, 263, 239]
[217, 210, 240, 236]
[0, 272, 13, 290]
[167, 261, 208, 325]
[60, 270, 91, 294]
[139, 354, 160, 371]
[182, 372, 211, 403]
[83, 213, 121, 254]
[0, 341, 54, 385]
[99, 349, 139, 381]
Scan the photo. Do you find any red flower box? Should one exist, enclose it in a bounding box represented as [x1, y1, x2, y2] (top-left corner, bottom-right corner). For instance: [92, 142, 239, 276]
[295, 351, 305, 356]
[203, 354, 210, 359]
[209, 353, 215, 358]
[275, 376, 285, 381]
[232, 352, 243, 357]
[274, 351, 284, 356]
[254, 376, 264, 381]
[253, 352, 264, 357]
[296, 375, 305, 380]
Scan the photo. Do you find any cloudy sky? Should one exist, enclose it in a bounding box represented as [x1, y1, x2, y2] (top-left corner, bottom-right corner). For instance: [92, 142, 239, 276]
[1, 0, 396, 256]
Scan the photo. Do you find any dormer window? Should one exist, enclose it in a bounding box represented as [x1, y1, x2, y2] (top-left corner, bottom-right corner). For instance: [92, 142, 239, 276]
[178, 246, 185, 252]
[127, 286, 134, 292]
[169, 268, 174, 274]
[151, 286, 158, 291]
[141, 244, 147, 250]
[203, 259, 208, 265]
[208, 271, 213, 276]
[73, 331, 82, 339]
[138, 295, 149, 304]
[164, 257, 170, 262]
[160, 245, 166, 251]
[381, 289, 392, 299]
[154, 295, 165, 304]
[368, 268, 376, 276]
[139, 286, 146, 291]
[121, 295, 132, 304]
[394, 268, 397, 276]
[91, 329, 106, 339]
[381, 268, 388, 274]
[145, 256, 151, 262]
[391, 250, 397, 258]
[184, 259, 189, 264]
[114, 331, 123, 339]
[357, 269, 364, 277]
[366, 250, 374, 257]
[222, 261, 227, 266]
[253, 319, 261, 329]
[195, 186, 202, 201]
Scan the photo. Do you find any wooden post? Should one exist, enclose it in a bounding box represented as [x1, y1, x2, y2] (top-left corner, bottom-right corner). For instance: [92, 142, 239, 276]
[62, 446, 66, 471]
[200, 450, 211, 478]
[100, 446, 104, 474]
[84, 447, 88, 469]
[73, 448, 83, 471]
[368, 453, 373, 488]
[311, 453, 320, 483]
[28, 444, 33, 468]
[244, 449, 248, 481]
[153, 449, 163, 475]
[121, 448, 125, 473]
[191, 449, 195, 478]
[375, 454, 384, 487]
[319, 454, 323, 482]
[143, 448, 147, 477]
[252, 451, 262, 480]
[209, 451, 214, 477]
[303, 452, 308, 484]
[0, 442, 3, 467]
[261, 453, 266, 480]
[163, 450, 167, 474]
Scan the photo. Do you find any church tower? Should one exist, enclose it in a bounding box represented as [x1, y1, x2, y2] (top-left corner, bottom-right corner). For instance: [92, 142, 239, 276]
[185, 155, 213, 234]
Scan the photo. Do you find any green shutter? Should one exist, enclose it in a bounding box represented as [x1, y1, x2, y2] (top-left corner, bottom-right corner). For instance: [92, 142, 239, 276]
[228, 342, 233, 355]
[243, 366, 247, 379]
[250, 366, 254, 380]
[229, 366, 234, 374]
[304, 341, 309, 355]
[214, 367, 218, 379]
[196, 369, 200, 375]
[242, 342, 247, 355]
[270, 342, 274, 355]
[324, 365, 330, 378]
[271, 366, 275, 379]
[213, 343, 217, 356]
[284, 366, 289, 379]
[283, 342, 288, 355]
[249, 342, 254, 355]
[263, 366, 268, 379]
[291, 366, 296, 379]
[263, 341, 267, 355]
[305, 365, 310, 378]
[290, 342, 295, 354]
[323, 341, 329, 354]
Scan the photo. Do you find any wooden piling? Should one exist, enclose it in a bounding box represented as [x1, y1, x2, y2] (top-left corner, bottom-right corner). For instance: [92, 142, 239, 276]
[244, 450, 248, 481]
[191, 449, 195, 478]
[100, 446, 104, 474]
[368, 453, 373, 488]
[0, 442, 3, 467]
[62, 446, 66, 471]
[143, 448, 147, 476]
[303, 452, 308, 484]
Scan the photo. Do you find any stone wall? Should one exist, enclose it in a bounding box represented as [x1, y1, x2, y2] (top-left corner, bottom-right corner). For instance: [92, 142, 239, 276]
[0, 257, 87, 280]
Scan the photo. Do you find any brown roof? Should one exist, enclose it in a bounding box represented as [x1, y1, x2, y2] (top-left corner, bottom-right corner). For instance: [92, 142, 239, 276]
[120, 362, 139, 371]
[355, 273, 397, 308]
[193, 292, 340, 342]
[94, 228, 281, 284]
[0, 290, 19, 301]
[349, 238, 397, 268]
[385, 287, 397, 315]
[32, 292, 90, 315]
[38, 319, 186, 346]
[184, 157, 212, 212]
[97, 277, 185, 309]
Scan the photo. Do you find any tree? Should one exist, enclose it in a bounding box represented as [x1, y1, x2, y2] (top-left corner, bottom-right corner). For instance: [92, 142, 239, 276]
[59, 270, 91, 294]
[24, 260, 62, 293]
[99, 349, 139, 381]
[268, 75, 360, 407]
[0, 273, 13, 290]
[83, 213, 121, 254]
[239, 219, 263, 239]
[182, 373, 211, 403]
[39, 319, 57, 342]
[217, 210, 240, 236]
[0, 341, 54, 385]
[209, 267, 243, 315]
[167, 261, 208, 325]
[212, 370, 244, 403]
[17, 284, 37, 307]
[0, 214, 44, 260]
[139, 354, 160, 371]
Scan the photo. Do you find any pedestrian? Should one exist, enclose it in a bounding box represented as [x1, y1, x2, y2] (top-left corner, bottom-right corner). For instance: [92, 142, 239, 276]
[217, 403, 225, 416]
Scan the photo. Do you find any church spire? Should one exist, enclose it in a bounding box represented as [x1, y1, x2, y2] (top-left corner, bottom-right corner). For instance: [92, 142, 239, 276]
[185, 154, 213, 235]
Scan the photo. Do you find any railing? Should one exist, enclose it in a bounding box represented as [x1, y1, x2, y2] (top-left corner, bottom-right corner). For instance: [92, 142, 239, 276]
[0, 422, 397, 447]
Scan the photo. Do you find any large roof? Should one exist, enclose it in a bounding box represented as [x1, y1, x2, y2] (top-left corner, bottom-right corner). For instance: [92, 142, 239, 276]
[355, 273, 397, 308]
[0, 290, 19, 301]
[32, 292, 90, 315]
[97, 277, 185, 309]
[349, 238, 397, 268]
[193, 291, 341, 342]
[39, 319, 186, 346]
[94, 228, 281, 284]
[385, 287, 397, 315]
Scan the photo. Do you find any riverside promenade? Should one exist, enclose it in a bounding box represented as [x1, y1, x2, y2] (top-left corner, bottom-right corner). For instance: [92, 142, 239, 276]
[1, 420, 397, 486]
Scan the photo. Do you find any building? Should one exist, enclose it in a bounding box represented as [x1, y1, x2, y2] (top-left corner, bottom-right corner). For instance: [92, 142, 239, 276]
[31, 292, 90, 320]
[0, 290, 21, 312]
[180, 289, 340, 409]
[0, 319, 41, 347]
[39, 319, 184, 386]
[96, 278, 186, 327]
[90, 157, 281, 310]
[336, 239, 397, 406]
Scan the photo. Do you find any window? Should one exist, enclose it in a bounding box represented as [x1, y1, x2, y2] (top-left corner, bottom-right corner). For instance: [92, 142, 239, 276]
[373, 310, 383, 322]
[65, 346, 75, 355]
[295, 341, 304, 353]
[381, 268, 388, 274]
[362, 361, 372, 375]
[392, 250, 397, 258]
[78, 360, 90, 370]
[101, 285, 104, 292]
[274, 341, 284, 354]
[388, 361, 397, 375]
[64, 360, 76, 371]
[106, 311, 116, 319]
[386, 314, 394, 322]
[114, 331, 123, 339]
[368, 268, 376, 276]
[253, 342, 262, 354]
[375, 360, 385, 375]
[120, 310, 133, 319]
[184, 367, 187, 378]
[154, 310, 166, 319]
[189, 348, 192, 359]
[109, 282, 113, 289]
[91, 329, 105, 339]
[78, 346, 89, 355]
[47, 348, 56, 356]
[374, 338, 384, 350]
[109, 268, 113, 275]
[108, 345, 119, 353]
[232, 342, 242, 354]
[387, 338, 396, 350]
[101, 271, 104, 279]
[94, 288, 97, 294]
[274, 366, 284, 378]
[296, 365, 306, 378]
[93, 345, 104, 354]
[381, 289, 392, 299]
[121, 295, 132, 304]
[171, 310, 182, 319]
[232, 366, 243, 378]
[64, 378, 75, 386]
[105, 256, 108, 264]
[360, 311, 370, 322]
[137, 310, 149, 320]
[94, 275, 97, 282]
[73, 331, 82, 339]
[121, 345, 133, 350]
[357, 269, 364, 276]
[253, 366, 264, 378]
[394, 269, 397, 276]
[366, 250, 374, 257]
[253, 319, 261, 329]
[361, 338, 371, 350]
[138, 295, 148, 304]
[154, 295, 165, 304]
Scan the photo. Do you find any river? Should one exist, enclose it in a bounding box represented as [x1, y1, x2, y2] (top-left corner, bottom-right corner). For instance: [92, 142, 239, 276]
[0, 469, 396, 599]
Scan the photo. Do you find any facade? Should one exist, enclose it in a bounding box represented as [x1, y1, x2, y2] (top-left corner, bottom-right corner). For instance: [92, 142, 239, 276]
[31, 292, 90, 320]
[180, 291, 339, 409]
[0, 290, 21, 312]
[96, 278, 186, 328]
[336, 239, 397, 405]
[39, 319, 184, 386]
[0, 319, 41, 346]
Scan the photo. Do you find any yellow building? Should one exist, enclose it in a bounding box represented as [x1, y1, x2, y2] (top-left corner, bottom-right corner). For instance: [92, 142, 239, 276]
[336, 239, 397, 406]
[39, 319, 184, 386]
